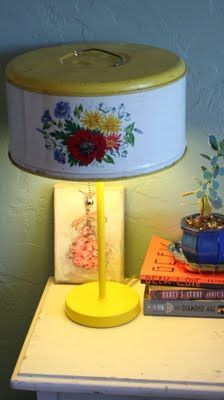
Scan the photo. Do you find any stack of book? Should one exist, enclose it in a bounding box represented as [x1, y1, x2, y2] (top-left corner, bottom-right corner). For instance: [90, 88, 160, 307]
[140, 236, 224, 318]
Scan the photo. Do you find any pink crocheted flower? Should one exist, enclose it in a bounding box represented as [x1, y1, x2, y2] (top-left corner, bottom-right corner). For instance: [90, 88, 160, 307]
[69, 225, 98, 270]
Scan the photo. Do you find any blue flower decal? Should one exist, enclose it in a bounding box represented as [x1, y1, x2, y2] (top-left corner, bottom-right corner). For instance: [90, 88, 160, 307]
[41, 110, 53, 124]
[54, 102, 71, 119]
[54, 148, 66, 164]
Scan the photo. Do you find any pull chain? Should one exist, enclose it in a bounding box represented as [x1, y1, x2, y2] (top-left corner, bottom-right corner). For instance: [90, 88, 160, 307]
[84, 182, 94, 214]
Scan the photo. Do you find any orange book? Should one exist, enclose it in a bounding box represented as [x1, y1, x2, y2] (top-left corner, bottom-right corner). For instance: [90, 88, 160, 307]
[140, 236, 224, 288]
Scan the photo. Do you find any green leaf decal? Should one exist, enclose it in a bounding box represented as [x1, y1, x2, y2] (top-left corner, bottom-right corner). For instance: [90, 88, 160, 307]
[124, 122, 135, 146]
[103, 154, 115, 164]
[124, 132, 135, 146]
[74, 104, 83, 118]
[50, 130, 68, 141]
[43, 122, 51, 130]
[125, 122, 134, 134]
[64, 120, 79, 133]
[68, 153, 79, 166]
[68, 153, 75, 166]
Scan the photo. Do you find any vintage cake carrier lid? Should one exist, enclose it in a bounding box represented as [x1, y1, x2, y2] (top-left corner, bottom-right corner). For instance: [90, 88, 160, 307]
[6, 42, 186, 180]
[5, 42, 186, 96]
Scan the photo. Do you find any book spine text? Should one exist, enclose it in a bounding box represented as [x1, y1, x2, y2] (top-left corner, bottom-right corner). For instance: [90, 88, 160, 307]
[144, 299, 224, 318]
[141, 276, 224, 289]
[148, 289, 224, 300]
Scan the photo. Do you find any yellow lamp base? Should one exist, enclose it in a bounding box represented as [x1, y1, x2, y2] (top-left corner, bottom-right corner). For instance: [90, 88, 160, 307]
[65, 281, 140, 328]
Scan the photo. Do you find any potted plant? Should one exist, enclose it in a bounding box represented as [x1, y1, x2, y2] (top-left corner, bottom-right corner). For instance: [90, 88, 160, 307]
[181, 134, 224, 267]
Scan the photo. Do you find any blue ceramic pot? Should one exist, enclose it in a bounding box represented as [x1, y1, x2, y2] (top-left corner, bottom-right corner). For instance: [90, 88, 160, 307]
[181, 213, 224, 264]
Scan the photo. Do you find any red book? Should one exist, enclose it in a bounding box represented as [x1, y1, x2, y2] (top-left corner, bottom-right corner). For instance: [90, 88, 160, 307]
[140, 236, 224, 288]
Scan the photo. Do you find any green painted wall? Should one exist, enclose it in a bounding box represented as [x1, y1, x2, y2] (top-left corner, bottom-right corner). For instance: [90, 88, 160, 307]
[1, 0, 224, 398]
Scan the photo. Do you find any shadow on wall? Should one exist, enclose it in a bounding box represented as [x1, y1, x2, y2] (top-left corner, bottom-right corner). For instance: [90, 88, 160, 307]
[0, 178, 54, 400]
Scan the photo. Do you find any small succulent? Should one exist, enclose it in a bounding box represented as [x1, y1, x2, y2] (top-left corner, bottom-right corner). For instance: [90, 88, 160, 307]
[183, 135, 224, 218]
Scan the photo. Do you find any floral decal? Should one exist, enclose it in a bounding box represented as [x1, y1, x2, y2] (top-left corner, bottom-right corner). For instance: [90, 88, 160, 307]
[37, 102, 143, 166]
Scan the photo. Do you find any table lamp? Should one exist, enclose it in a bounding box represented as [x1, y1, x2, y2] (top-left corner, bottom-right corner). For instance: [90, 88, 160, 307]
[5, 42, 186, 327]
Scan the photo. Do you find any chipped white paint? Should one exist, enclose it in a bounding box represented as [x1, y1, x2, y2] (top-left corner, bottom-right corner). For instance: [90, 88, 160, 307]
[11, 278, 224, 400]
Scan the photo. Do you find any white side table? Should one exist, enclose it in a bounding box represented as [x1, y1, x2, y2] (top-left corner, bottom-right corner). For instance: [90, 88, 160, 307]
[11, 277, 224, 400]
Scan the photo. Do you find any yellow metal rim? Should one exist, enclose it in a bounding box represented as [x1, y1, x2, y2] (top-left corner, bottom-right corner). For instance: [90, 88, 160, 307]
[5, 42, 186, 96]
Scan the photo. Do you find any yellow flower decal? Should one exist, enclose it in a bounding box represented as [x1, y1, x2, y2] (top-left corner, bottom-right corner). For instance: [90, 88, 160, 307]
[80, 110, 102, 130]
[100, 114, 121, 134]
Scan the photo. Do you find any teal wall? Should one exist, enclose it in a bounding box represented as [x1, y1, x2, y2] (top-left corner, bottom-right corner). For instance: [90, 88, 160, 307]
[1, 0, 224, 399]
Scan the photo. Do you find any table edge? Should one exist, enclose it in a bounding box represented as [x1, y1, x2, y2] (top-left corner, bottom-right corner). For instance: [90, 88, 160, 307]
[11, 277, 55, 383]
[11, 374, 224, 399]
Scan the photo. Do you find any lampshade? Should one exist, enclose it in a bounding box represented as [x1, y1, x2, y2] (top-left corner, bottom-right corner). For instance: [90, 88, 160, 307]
[5, 42, 186, 327]
[6, 42, 186, 180]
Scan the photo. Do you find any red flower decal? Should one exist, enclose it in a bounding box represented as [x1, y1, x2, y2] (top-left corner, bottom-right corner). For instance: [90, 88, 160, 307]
[67, 129, 107, 165]
[105, 133, 122, 151]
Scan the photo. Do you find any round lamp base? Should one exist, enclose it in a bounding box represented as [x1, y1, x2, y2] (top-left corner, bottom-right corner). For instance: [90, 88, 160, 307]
[65, 281, 140, 328]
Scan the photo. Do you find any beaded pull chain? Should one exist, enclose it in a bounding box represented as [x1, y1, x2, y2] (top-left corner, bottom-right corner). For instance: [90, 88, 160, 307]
[84, 182, 94, 214]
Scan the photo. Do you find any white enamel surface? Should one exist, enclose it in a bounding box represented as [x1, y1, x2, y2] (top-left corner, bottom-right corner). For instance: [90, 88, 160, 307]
[6, 78, 186, 180]
[11, 278, 224, 399]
